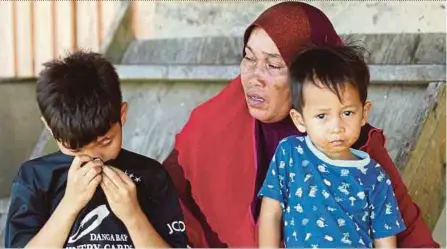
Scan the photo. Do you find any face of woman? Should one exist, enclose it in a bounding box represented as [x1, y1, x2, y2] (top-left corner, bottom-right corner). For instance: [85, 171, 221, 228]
[240, 27, 292, 124]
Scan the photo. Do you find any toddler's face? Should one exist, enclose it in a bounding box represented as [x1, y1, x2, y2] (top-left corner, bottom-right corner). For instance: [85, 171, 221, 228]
[290, 80, 371, 160]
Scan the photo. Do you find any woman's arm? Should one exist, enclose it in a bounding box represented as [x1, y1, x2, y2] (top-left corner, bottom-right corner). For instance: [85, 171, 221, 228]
[358, 124, 440, 248]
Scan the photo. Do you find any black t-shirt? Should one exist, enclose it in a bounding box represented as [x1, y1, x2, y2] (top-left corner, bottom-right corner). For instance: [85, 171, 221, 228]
[5, 149, 187, 248]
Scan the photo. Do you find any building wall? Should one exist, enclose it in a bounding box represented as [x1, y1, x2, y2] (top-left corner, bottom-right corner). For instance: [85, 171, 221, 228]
[0, 82, 43, 198]
[134, 1, 446, 39]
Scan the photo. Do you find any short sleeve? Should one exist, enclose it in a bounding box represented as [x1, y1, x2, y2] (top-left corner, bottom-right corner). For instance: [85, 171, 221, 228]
[369, 167, 406, 239]
[5, 181, 49, 247]
[147, 170, 188, 248]
[257, 138, 290, 208]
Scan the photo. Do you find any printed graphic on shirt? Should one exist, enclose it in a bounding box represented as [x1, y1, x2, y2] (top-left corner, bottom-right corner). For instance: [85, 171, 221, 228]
[66, 198, 135, 248]
[124, 170, 142, 183]
[68, 205, 111, 243]
[167, 221, 186, 235]
[67, 170, 145, 249]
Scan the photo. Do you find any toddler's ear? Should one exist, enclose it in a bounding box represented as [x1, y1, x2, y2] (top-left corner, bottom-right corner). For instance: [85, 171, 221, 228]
[290, 109, 306, 133]
[361, 101, 372, 126]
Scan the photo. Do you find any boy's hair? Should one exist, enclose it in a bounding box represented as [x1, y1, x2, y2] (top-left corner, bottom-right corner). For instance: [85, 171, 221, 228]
[289, 44, 370, 113]
[36, 51, 122, 150]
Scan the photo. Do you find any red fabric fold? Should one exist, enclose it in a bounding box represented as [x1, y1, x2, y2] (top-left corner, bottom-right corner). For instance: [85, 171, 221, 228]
[176, 76, 258, 246]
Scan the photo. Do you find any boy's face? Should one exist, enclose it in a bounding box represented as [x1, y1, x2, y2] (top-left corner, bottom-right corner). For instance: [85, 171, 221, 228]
[46, 102, 128, 163]
[290, 80, 371, 160]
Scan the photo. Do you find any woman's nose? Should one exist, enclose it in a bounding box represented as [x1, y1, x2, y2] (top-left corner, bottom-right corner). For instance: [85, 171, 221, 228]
[253, 60, 270, 78]
[252, 70, 267, 87]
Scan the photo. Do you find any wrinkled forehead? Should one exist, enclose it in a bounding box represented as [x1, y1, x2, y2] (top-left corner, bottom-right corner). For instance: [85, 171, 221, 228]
[244, 27, 282, 59]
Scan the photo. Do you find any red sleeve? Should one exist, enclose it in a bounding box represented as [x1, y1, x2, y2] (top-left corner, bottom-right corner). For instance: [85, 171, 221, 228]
[361, 128, 440, 248]
[162, 149, 227, 248]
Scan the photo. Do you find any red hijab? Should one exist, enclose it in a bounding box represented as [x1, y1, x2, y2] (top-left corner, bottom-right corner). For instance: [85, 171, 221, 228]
[175, 2, 342, 247]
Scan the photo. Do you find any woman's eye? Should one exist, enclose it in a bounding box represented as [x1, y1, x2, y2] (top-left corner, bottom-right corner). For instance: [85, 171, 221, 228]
[244, 56, 255, 62]
[268, 64, 282, 70]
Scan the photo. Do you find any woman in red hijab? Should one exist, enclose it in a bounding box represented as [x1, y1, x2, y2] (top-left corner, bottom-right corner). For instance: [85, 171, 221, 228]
[163, 2, 439, 248]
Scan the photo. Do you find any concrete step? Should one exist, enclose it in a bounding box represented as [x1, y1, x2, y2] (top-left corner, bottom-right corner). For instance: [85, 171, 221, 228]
[122, 33, 446, 65]
[112, 64, 445, 83]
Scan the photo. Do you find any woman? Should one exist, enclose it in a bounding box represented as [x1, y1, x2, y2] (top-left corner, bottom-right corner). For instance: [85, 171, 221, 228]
[163, 2, 439, 247]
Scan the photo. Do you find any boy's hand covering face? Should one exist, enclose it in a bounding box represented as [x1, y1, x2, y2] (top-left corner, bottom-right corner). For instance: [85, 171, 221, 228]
[100, 166, 141, 224]
[64, 155, 104, 213]
[80, 157, 103, 167]
[65, 155, 141, 224]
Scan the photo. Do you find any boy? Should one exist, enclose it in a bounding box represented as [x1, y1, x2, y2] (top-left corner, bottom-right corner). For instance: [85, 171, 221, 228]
[5, 51, 187, 248]
[258, 45, 406, 248]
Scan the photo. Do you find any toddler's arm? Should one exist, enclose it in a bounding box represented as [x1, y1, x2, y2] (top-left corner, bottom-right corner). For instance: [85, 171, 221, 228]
[374, 235, 397, 248]
[259, 197, 283, 248]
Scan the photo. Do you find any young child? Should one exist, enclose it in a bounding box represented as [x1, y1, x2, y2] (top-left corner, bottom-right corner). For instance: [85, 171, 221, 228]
[258, 45, 406, 248]
[5, 51, 187, 248]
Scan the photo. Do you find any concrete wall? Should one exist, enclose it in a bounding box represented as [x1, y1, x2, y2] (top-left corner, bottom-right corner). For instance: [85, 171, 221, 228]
[135, 1, 446, 39]
[0, 82, 43, 198]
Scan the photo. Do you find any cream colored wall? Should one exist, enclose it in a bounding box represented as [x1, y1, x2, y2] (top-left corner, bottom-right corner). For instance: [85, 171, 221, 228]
[132, 1, 446, 39]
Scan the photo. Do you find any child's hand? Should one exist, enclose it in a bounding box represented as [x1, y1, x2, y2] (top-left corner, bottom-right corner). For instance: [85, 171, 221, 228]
[100, 166, 142, 224]
[62, 155, 103, 213]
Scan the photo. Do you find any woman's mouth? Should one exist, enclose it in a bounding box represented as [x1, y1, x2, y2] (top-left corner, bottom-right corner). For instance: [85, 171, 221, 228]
[246, 94, 266, 107]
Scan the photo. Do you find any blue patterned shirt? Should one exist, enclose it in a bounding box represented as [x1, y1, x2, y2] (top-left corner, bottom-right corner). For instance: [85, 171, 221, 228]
[258, 136, 406, 248]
